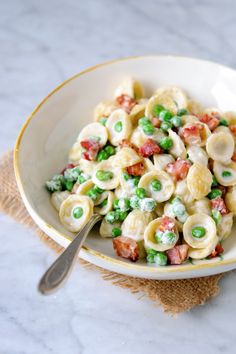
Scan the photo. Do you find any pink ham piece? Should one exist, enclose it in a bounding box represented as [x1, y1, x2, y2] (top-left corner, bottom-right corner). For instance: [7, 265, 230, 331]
[113, 236, 139, 262]
[166, 244, 189, 265]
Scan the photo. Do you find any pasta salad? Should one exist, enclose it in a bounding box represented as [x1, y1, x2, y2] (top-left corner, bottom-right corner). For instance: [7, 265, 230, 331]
[46, 78, 236, 266]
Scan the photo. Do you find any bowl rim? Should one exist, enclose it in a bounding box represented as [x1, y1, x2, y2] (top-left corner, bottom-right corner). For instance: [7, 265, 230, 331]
[14, 54, 236, 274]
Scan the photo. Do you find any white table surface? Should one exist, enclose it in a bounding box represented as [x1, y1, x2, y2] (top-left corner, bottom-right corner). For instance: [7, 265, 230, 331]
[1, 1, 236, 353]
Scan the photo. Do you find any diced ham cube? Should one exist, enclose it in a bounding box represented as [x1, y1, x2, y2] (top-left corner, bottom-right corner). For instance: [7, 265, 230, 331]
[126, 162, 145, 176]
[199, 113, 220, 131]
[210, 197, 228, 215]
[166, 245, 189, 265]
[159, 216, 176, 232]
[113, 236, 139, 262]
[80, 139, 101, 161]
[180, 124, 202, 145]
[116, 94, 136, 113]
[166, 158, 191, 181]
[209, 243, 224, 258]
[230, 125, 236, 136]
[139, 138, 161, 157]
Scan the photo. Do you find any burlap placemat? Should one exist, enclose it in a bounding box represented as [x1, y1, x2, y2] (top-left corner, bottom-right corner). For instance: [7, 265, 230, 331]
[0, 151, 224, 313]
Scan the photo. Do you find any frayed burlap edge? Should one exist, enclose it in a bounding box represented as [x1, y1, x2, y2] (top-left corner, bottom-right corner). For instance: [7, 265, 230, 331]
[0, 151, 224, 314]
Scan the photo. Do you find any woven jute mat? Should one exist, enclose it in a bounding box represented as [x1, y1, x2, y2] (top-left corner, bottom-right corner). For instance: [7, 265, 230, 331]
[0, 151, 224, 313]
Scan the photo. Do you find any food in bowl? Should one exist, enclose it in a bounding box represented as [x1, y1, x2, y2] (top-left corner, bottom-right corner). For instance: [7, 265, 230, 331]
[45, 77, 236, 266]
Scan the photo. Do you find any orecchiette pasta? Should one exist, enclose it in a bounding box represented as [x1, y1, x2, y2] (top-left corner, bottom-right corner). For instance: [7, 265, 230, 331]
[206, 131, 234, 163]
[213, 161, 236, 186]
[183, 213, 217, 249]
[138, 171, 174, 202]
[106, 109, 132, 146]
[46, 78, 235, 265]
[59, 195, 93, 232]
[187, 163, 212, 200]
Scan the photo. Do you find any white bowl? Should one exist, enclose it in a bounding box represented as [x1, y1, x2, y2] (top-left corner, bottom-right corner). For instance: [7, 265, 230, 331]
[14, 55, 236, 279]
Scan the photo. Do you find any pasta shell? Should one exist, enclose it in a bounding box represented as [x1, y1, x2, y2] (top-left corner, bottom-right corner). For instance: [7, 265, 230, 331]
[183, 213, 217, 249]
[154, 87, 188, 111]
[121, 210, 154, 242]
[95, 191, 115, 215]
[143, 158, 156, 172]
[187, 163, 212, 199]
[213, 161, 236, 186]
[51, 191, 71, 211]
[186, 198, 211, 216]
[217, 213, 234, 241]
[225, 186, 236, 212]
[93, 100, 116, 122]
[224, 111, 236, 125]
[174, 179, 195, 205]
[129, 101, 147, 126]
[187, 146, 208, 166]
[187, 100, 204, 115]
[138, 171, 175, 202]
[79, 159, 98, 176]
[78, 122, 108, 146]
[206, 132, 234, 163]
[69, 141, 83, 163]
[75, 180, 94, 196]
[106, 109, 132, 146]
[168, 129, 187, 159]
[130, 127, 147, 148]
[145, 94, 178, 118]
[181, 115, 199, 125]
[112, 147, 142, 168]
[59, 195, 93, 232]
[153, 153, 175, 171]
[114, 77, 144, 99]
[144, 217, 179, 252]
[188, 236, 218, 259]
[92, 159, 120, 190]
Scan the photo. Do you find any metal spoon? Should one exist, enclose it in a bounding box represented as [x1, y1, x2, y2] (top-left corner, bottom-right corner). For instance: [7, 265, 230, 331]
[38, 213, 102, 295]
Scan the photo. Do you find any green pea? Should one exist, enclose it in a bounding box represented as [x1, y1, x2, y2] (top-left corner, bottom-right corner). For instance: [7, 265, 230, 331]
[96, 170, 113, 181]
[98, 199, 108, 208]
[113, 199, 120, 209]
[93, 186, 104, 194]
[212, 209, 222, 225]
[222, 171, 232, 177]
[99, 117, 107, 126]
[97, 150, 109, 161]
[159, 110, 173, 122]
[142, 123, 155, 135]
[177, 108, 188, 116]
[77, 174, 87, 184]
[153, 104, 165, 116]
[154, 252, 167, 266]
[132, 176, 140, 186]
[159, 137, 173, 150]
[73, 207, 83, 219]
[136, 187, 147, 199]
[151, 179, 162, 191]
[219, 119, 229, 127]
[64, 180, 74, 191]
[207, 189, 222, 200]
[114, 121, 123, 132]
[116, 210, 128, 221]
[160, 121, 172, 132]
[123, 172, 131, 181]
[192, 226, 206, 238]
[105, 211, 118, 224]
[138, 117, 150, 126]
[112, 227, 122, 237]
[86, 188, 98, 201]
[171, 115, 182, 127]
[46, 174, 64, 193]
[105, 145, 115, 156]
[130, 195, 140, 209]
[212, 175, 218, 187]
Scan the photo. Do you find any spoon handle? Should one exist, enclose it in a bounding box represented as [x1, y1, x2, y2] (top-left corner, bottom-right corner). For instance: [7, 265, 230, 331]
[38, 213, 102, 295]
